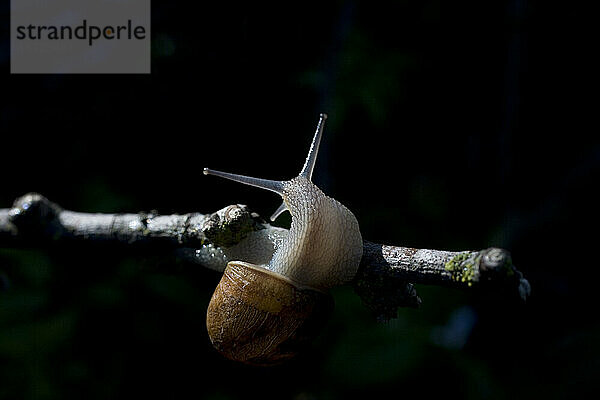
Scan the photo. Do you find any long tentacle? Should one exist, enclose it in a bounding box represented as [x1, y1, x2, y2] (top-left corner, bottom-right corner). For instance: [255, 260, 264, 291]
[299, 113, 327, 180]
[203, 168, 284, 195]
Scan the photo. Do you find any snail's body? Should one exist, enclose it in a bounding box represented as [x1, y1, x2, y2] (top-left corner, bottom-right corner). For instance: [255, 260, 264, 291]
[270, 176, 363, 289]
[204, 114, 362, 365]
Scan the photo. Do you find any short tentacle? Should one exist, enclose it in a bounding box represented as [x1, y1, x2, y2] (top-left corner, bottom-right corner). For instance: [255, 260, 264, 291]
[270, 202, 288, 222]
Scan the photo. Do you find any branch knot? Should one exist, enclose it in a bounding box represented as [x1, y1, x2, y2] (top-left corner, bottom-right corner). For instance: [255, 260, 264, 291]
[8, 193, 63, 237]
[202, 204, 264, 248]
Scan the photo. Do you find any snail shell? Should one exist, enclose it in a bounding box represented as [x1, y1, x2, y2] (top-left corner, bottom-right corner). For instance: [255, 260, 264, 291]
[206, 261, 333, 366]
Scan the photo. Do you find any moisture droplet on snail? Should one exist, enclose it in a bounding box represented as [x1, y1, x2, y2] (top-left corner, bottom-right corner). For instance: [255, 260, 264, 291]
[203, 114, 363, 366]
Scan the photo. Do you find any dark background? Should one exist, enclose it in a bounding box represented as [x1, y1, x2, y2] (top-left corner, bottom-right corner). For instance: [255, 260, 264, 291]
[1, 1, 598, 399]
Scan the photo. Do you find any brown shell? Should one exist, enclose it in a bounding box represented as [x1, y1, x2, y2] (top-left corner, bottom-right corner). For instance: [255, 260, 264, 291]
[206, 261, 333, 366]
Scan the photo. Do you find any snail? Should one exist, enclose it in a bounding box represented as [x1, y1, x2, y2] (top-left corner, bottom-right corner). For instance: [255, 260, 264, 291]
[203, 113, 363, 365]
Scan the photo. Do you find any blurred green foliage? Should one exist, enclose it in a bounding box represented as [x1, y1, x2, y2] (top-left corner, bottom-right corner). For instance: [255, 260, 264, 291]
[1, 0, 598, 399]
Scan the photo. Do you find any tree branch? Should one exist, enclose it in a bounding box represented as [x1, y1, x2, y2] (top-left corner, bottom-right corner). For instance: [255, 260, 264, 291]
[0, 193, 530, 320]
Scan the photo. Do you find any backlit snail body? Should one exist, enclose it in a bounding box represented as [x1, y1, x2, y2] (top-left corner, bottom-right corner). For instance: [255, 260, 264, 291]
[203, 114, 363, 365]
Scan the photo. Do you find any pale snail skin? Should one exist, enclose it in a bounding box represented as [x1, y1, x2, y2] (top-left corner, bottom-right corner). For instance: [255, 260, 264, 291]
[203, 113, 363, 365]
